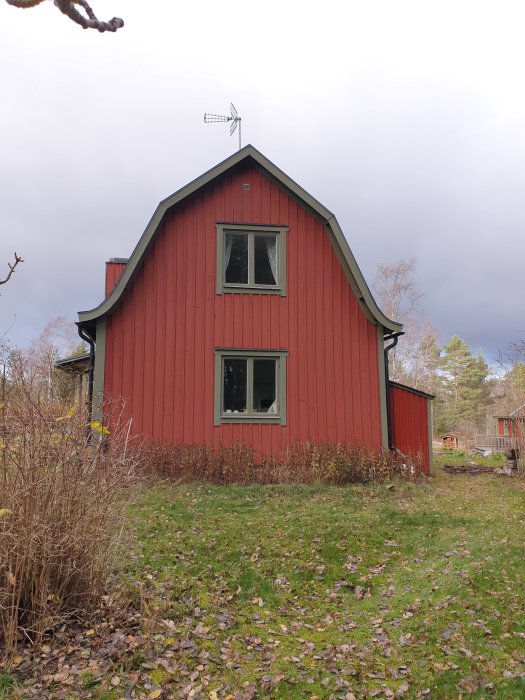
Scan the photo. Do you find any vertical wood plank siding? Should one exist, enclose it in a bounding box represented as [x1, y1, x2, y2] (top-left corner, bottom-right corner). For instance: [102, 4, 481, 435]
[105, 261, 126, 297]
[389, 384, 431, 474]
[104, 163, 383, 450]
[497, 418, 522, 438]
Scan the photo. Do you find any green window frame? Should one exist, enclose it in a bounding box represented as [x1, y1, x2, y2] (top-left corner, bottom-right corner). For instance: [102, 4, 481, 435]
[216, 223, 287, 295]
[214, 349, 288, 425]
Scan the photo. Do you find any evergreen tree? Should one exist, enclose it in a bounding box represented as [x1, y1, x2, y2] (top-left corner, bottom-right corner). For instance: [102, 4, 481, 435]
[436, 335, 492, 433]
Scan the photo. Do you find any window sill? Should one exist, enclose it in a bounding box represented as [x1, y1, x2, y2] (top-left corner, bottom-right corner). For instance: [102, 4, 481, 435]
[219, 415, 282, 424]
[221, 284, 284, 295]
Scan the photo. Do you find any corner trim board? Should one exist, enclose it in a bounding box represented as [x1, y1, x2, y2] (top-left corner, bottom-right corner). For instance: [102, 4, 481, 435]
[92, 317, 106, 420]
[427, 400, 434, 474]
[377, 325, 389, 451]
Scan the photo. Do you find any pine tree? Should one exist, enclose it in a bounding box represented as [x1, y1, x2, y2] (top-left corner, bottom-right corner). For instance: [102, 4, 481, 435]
[437, 335, 492, 433]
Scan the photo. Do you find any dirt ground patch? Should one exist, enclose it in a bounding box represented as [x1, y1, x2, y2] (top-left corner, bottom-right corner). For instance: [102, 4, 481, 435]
[443, 464, 497, 475]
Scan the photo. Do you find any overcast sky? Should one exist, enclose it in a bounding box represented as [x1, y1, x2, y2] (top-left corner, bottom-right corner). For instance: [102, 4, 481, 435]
[1, 0, 524, 363]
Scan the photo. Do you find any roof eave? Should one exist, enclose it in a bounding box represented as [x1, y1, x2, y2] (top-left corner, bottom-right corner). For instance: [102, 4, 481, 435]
[389, 380, 435, 400]
[326, 216, 402, 334]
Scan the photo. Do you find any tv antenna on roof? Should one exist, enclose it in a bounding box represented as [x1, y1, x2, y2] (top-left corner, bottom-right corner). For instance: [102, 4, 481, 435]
[204, 103, 242, 151]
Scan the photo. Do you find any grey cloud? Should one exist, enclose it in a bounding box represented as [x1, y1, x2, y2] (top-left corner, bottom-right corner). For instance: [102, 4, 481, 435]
[1, 3, 524, 367]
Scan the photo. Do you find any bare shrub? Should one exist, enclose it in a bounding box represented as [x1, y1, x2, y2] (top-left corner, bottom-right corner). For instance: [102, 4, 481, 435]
[138, 440, 423, 485]
[0, 357, 138, 657]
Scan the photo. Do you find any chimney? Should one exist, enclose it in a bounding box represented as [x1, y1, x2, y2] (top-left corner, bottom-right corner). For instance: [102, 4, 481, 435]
[105, 258, 128, 297]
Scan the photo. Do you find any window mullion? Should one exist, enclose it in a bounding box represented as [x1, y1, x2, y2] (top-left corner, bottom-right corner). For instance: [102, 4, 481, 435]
[247, 358, 254, 414]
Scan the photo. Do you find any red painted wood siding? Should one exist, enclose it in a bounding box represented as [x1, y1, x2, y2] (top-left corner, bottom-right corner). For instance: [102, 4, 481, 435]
[103, 163, 383, 451]
[497, 417, 523, 438]
[390, 384, 431, 474]
[105, 261, 126, 297]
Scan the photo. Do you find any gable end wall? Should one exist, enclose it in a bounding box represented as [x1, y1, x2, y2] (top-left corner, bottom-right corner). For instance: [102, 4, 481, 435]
[103, 164, 383, 451]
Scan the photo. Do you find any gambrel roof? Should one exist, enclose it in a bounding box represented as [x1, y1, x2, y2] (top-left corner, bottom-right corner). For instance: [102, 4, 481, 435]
[78, 145, 402, 335]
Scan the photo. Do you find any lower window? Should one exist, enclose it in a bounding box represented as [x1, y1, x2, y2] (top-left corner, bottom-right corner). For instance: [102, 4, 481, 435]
[214, 350, 287, 425]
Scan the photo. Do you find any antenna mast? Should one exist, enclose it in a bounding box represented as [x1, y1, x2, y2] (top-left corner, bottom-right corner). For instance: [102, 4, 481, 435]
[204, 103, 242, 150]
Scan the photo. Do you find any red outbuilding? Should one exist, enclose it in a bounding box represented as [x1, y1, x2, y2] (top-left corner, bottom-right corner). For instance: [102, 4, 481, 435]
[77, 146, 433, 473]
[496, 403, 525, 440]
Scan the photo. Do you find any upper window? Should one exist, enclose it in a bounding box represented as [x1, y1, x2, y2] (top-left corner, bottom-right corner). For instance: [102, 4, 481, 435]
[216, 224, 287, 295]
[214, 349, 287, 425]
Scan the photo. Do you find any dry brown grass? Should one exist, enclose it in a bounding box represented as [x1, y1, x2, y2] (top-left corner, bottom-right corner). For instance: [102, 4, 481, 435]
[138, 440, 423, 485]
[0, 359, 138, 657]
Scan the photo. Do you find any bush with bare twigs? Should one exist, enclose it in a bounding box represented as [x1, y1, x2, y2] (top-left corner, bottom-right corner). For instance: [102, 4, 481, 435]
[0, 356, 138, 657]
[138, 440, 423, 486]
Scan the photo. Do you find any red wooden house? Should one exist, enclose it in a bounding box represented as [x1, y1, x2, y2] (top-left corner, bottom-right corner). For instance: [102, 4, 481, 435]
[76, 146, 433, 472]
[496, 403, 525, 440]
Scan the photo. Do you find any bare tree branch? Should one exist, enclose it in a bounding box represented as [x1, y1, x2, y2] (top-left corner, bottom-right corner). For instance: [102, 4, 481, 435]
[55, 0, 124, 32]
[0, 253, 23, 287]
[6, 0, 44, 7]
[5, 0, 124, 32]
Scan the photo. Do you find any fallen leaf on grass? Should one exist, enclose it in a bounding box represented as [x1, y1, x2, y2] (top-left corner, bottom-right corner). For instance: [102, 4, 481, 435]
[354, 586, 365, 600]
[369, 565, 386, 576]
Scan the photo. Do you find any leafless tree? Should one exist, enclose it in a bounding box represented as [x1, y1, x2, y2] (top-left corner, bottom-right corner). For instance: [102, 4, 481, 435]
[494, 342, 525, 419]
[0, 253, 23, 289]
[5, 0, 123, 32]
[374, 258, 423, 323]
[373, 258, 440, 393]
[22, 316, 82, 401]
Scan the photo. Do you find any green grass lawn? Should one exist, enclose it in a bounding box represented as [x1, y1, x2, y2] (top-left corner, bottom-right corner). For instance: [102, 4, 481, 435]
[433, 449, 507, 469]
[121, 465, 524, 699]
[5, 463, 523, 699]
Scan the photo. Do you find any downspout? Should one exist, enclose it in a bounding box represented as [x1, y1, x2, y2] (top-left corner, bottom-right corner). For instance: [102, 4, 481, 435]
[384, 331, 404, 451]
[77, 323, 95, 425]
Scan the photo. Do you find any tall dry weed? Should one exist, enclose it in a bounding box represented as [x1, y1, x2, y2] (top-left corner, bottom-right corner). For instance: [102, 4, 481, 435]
[139, 440, 423, 485]
[0, 356, 138, 656]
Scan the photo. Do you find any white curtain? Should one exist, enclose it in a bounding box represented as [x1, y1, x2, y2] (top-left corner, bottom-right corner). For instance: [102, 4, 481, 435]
[224, 235, 233, 274]
[265, 236, 277, 283]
